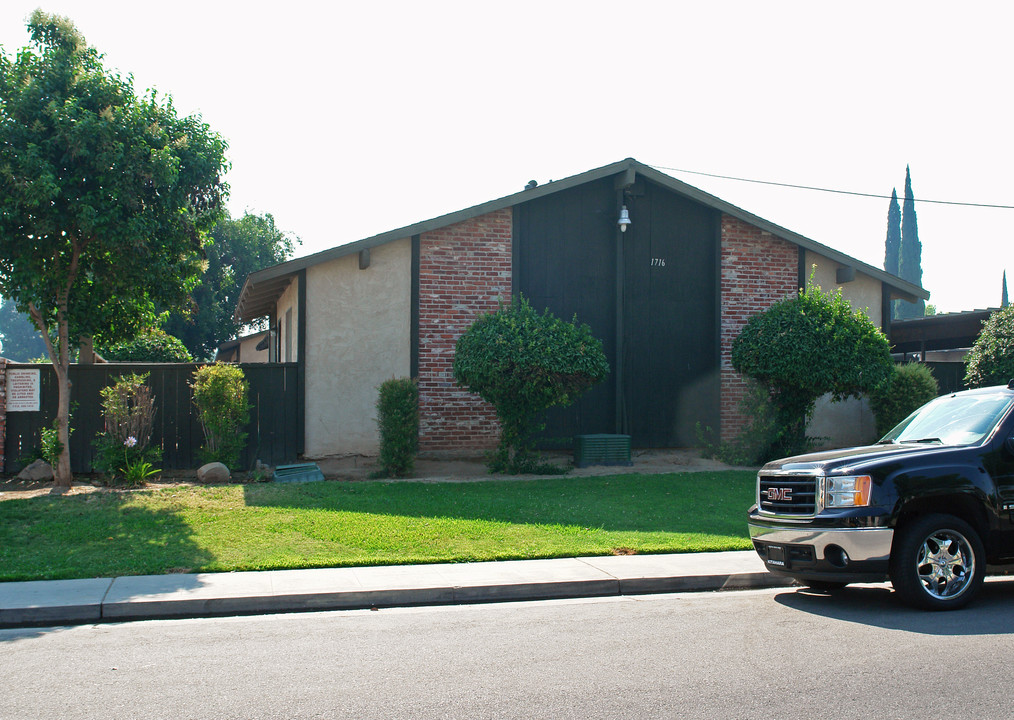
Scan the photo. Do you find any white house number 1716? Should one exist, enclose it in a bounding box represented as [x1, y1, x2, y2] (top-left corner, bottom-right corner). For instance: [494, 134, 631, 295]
[651, 258, 666, 267]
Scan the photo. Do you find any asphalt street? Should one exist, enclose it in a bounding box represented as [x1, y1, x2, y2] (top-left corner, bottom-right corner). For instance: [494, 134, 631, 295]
[5, 581, 1014, 719]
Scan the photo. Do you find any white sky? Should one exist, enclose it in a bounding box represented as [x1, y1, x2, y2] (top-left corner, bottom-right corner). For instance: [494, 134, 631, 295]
[2, 1, 1011, 313]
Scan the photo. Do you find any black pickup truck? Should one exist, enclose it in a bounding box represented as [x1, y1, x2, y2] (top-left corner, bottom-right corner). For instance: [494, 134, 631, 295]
[748, 381, 1014, 610]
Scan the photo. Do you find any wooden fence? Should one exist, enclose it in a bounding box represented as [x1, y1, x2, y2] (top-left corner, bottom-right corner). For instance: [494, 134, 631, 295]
[924, 361, 967, 395]
[3, 362, 302, 474]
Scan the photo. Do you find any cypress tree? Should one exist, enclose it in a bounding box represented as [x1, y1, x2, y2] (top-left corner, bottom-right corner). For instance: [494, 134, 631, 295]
[898, 166, 925, 319]
[884, 188, 902, 319]
[1003, 270, 1009, 308]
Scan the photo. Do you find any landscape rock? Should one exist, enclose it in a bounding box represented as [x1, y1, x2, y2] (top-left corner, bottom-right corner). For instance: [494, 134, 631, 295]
[16, 459, 54, 483]
[197, 462, 231, 483]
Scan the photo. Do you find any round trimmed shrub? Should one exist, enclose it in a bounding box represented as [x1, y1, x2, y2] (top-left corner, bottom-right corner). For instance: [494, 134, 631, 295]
[731, 282, 894, 459]
[869, 363, 939, 437]
[453, 296, 609, 473]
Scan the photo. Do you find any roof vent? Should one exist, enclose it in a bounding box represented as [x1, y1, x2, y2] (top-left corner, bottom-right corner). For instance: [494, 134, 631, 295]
[525, 180, 538, 190]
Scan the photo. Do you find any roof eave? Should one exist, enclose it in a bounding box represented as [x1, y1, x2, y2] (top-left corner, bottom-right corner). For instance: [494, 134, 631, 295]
[234, 157, 929, 320]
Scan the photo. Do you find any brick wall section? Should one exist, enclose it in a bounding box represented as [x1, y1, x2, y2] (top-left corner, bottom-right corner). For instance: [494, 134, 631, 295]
[720, 215, 800, 440]
[417, 208, 513, 454]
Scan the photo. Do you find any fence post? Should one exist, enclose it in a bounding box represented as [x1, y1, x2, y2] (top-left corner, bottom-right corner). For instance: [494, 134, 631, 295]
[0, 357, 7, 472]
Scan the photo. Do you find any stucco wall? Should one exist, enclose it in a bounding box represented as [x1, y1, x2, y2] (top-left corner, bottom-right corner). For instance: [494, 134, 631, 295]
[804, 251, 886, 448]
[238, 333, 269, 363]
[276, 279, 299, 363]
[805, 251, 883, 326]
[808, 394, 878, 449]
[304, 239, 412, 456]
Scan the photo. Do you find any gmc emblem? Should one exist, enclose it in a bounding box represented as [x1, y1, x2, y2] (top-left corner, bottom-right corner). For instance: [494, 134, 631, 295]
[766, 487, 793, 502]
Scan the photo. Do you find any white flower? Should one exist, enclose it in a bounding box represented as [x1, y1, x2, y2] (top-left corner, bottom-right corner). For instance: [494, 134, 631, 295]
[125, 436, 138, 448]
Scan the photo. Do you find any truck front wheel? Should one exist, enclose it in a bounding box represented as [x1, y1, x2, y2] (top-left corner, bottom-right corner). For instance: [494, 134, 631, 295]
[889, 513, 985, 611]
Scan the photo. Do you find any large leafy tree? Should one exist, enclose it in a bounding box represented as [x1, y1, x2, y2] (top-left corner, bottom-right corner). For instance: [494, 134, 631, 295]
[0, 12, 228, 485]
[731, 282, 894, 459]
[0, 298, 47, 361]
[897, 166, 925, 319]
[164, 212, 297, 360]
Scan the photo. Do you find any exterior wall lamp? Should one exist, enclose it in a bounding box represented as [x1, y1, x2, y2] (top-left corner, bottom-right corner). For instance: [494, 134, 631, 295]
[617, 205, 631, 233]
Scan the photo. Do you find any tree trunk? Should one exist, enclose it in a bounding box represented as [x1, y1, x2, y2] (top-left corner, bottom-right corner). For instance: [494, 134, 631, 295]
[28, 244, 82, 487]
[53, 364, 73, 487]
[29, 300, 73, 487]
[51, 314, 73, 487]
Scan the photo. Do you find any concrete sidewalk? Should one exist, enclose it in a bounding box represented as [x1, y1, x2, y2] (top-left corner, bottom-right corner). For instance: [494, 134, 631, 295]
[0, 551, 794, 628]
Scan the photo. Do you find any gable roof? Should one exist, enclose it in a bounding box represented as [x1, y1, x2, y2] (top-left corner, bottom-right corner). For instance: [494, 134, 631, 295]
[235, 158, 929, 322]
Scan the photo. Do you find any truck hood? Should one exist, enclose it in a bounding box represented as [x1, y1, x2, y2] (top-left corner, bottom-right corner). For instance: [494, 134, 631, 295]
[760, 443, 952, 474]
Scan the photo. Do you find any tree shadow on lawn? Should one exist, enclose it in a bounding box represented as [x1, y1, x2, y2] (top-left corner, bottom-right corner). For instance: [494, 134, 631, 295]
[0, 491, 213, 583]
[240, 471, 756, 537]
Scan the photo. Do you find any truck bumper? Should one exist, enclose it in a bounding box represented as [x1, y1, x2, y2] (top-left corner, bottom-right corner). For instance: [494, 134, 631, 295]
[748, 520, 894, 584]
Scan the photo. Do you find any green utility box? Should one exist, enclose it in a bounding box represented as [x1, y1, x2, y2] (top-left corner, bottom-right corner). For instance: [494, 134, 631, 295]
[273, 463, 324, 483]
[573, 434, 633, 468]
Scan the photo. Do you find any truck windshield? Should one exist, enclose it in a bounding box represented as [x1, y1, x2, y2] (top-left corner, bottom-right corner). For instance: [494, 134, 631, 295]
[881, 392, 1014, 446]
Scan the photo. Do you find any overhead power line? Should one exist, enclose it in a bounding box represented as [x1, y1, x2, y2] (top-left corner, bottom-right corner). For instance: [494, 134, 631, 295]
[650, 164, 1014, 210]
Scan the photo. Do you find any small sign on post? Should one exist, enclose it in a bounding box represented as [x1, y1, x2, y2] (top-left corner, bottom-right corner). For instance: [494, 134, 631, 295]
[7, 368, 41, 412]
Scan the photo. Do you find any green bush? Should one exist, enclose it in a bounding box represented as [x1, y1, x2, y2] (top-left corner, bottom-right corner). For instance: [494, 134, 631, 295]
[39, 419, 64, 468]
[697, 380, 786, 467]
[453, 296, 609, 473]
[101, 328, 193, 362]
[731, 280, 894, 460]
[375, 378, 419, 478]
[868, 363, 939, 437]
[92, 373, 161, 485]
[964, 305, 1014, 388]
[191, 363, 250, 469]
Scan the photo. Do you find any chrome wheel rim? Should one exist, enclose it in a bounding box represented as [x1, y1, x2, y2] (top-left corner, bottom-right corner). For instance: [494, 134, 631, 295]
[916, 529, 975, 599]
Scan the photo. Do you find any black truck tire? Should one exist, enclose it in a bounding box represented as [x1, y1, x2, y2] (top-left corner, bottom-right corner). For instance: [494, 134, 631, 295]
[889, 513, 985, 611]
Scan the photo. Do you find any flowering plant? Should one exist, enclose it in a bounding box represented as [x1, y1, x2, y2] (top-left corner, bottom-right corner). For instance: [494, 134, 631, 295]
[92, 374, 162, 485]
[119, 436, 160, 486]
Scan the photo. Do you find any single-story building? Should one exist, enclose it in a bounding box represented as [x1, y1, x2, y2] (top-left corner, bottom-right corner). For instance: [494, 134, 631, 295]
[233, 158, 928, 457]
[215, 329, 271, 363]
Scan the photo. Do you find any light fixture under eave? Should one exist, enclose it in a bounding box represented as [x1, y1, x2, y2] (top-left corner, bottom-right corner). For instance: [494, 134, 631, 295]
[617, 205, 631, 233]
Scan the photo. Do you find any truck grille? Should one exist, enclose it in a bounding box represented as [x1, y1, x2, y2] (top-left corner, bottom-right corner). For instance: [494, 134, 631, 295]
[758, 475, 818, 516]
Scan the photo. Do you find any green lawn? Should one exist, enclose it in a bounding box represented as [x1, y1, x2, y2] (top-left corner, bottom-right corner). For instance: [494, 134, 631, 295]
[0, 471, 757, 582]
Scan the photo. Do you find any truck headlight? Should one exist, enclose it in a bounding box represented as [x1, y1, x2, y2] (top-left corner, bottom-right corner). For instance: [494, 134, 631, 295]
[824, 475, 872, 508]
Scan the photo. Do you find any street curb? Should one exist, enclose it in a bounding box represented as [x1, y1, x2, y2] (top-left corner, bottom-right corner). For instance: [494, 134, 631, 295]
[0, 553, 796, 629]
[0, 578, 113, 627]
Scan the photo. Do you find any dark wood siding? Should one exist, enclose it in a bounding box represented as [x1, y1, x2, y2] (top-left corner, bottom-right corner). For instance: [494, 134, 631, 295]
[514, 177, 617, 443]
[514, 175, 720, 447]
[624, 182, 720, 446]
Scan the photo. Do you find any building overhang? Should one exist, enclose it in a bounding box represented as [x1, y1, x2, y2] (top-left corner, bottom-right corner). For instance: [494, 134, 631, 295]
[889, 309, 996, 354]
